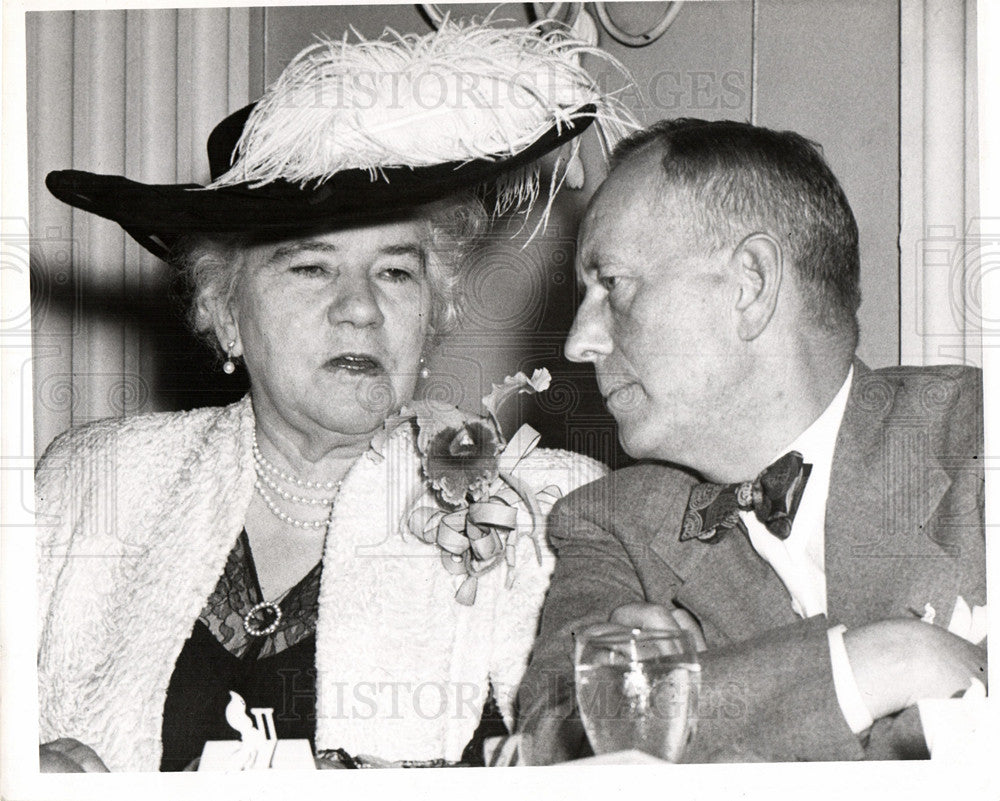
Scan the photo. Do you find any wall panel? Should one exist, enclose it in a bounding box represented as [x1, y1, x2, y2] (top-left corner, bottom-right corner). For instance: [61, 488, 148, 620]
[754, 0, 900, 367]
[28, 8, 254, 455]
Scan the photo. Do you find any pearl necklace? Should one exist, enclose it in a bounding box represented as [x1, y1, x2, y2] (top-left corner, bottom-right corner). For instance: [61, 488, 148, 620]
[256, 468, 338, 505]
[253, 477, 339, 529]
[251, 431, 343, 529]
[244, 431, 345, 635]
[253, 433, 340, 490]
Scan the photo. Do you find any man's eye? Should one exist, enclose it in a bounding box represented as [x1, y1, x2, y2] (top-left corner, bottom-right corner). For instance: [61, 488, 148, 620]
[598, 275, 618, 292]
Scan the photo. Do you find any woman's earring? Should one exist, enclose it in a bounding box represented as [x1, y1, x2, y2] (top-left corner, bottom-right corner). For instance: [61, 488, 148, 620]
[223, 340, 237, 375]
[419, 356, 430, 380]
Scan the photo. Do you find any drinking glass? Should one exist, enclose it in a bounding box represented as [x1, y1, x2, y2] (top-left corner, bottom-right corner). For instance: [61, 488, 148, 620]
[574, 628, 700, 762]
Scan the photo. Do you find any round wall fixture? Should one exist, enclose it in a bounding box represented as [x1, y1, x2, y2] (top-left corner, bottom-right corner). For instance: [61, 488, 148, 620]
[593, 2, 683, 47]
[420, 3, 581, 30]
[530, 3, 582, 29]
[419, 3, 682, 48]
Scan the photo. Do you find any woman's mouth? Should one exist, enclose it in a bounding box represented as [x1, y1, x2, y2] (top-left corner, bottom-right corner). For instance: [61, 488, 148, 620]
[324, 354, 385, 375]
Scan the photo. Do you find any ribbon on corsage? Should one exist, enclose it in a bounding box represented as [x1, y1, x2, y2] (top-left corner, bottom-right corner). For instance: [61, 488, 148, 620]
[374, 369, 562, 605]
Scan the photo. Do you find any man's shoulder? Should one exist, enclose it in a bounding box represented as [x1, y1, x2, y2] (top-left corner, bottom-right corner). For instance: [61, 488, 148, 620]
[857, 363, 981, 406]
[554, 460, 698, 526]
[854, 363, 981, 429]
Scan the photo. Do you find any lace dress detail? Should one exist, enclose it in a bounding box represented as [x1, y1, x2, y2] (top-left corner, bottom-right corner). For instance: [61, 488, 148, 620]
[198, 529, 321, 659]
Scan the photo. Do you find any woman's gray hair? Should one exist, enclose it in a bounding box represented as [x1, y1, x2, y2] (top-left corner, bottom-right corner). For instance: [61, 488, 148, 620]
[171, 192, 490, 357]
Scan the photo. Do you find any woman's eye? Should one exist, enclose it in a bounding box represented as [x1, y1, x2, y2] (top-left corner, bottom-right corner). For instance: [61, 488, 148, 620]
[289, 264, 327, 276]
[380, 267, 415, 283]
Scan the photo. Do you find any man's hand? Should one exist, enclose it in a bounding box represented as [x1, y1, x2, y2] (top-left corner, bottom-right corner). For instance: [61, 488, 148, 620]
[844, 619, 987, 721]
[572, 604, 707, 667]
[315, 755, 349, 769]
[609, 603, 708, 651]
[39, 738, 109, 773]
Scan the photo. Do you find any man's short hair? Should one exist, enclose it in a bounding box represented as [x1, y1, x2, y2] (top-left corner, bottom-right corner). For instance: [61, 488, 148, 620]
[612, 119, 861, 348]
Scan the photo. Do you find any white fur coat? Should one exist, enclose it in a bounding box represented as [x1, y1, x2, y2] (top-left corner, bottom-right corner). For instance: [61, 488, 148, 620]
[36, 396, 605, 771]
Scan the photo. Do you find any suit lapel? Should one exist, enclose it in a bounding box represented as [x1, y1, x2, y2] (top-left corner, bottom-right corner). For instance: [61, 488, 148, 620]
[644, 362, 963, 643]
[825, 362, 958, 628]
[646, 483, 799, 645]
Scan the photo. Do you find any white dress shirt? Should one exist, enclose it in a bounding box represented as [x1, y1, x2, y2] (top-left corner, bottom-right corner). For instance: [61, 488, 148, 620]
[739, 367, 875, 732]
[740, 368, 853, 620]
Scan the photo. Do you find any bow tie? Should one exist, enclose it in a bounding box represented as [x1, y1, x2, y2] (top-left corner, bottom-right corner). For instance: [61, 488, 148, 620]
[680, 451, 812, 543]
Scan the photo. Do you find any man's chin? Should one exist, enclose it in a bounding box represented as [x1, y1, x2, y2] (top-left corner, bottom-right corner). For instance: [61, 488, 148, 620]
[614, 419, 687, 465]
[614, 421, 654, 461]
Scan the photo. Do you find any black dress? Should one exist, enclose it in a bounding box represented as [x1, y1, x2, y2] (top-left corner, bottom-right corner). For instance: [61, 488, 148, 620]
[159, 530, 506, 770]
[160, 530, 321, 771]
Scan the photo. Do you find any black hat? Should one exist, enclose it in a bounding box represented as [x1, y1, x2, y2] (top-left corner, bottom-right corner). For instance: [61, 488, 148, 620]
[46, 21, 633, 262]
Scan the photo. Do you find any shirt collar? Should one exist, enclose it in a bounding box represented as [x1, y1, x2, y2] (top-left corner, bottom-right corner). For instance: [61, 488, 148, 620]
[772, 365, 854, 470]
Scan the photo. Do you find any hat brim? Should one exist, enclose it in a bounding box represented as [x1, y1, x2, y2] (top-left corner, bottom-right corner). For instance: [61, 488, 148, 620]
[46, 105, 596, 263]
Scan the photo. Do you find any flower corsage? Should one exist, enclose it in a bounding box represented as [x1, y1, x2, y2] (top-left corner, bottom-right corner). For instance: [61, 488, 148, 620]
[376, 369, 562, 605]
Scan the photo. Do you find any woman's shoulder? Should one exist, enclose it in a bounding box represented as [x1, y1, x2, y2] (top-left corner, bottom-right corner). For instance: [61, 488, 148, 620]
[36, 397, 250, 469]
[514, 445, 608, 496]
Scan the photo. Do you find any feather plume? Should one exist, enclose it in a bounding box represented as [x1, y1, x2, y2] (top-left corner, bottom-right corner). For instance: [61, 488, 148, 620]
[208, 19, 637, 224]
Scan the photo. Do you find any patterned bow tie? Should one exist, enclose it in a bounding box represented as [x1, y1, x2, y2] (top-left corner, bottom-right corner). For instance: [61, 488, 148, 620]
[680, 451, 812, 543]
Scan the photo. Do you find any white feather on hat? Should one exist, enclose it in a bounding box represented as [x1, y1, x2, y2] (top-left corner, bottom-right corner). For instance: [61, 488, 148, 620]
[209, 19, 636, 227]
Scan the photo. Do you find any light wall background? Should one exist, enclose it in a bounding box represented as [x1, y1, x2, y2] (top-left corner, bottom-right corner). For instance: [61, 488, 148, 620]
[27, 1, 975, 463]
[263, 0, 901, 365]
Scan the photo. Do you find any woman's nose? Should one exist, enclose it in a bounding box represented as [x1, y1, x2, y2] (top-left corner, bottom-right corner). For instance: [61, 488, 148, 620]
[328, 276, 384, 328]
[564, 293, 613, 363]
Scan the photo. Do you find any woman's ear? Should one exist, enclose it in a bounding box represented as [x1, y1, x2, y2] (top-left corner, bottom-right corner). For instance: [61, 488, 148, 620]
[732, 233, 782, 341]
[198, 290, 242, 358]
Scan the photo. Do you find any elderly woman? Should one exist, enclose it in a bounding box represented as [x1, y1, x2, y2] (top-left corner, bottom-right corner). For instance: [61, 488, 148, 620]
[36, 21, 630, 772]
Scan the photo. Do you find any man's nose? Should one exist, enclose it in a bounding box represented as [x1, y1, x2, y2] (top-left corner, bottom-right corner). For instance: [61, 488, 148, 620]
[329, 275, 384, 328]
[565, 293, 613, 363]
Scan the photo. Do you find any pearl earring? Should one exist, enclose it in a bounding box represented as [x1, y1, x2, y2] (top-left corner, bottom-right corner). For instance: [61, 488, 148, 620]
[419, 356, 430, 380]
[223, 340, 237, 375]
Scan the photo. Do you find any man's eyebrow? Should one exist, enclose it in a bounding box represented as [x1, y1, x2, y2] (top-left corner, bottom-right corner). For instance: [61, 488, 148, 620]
[578, 253, 600, 279]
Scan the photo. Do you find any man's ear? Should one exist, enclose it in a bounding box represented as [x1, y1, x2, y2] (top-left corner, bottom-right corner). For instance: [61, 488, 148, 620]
[732, 233, 782, 341]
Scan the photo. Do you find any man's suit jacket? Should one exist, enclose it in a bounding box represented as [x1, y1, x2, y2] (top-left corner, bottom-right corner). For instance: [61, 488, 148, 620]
[516, 362, 985, 763]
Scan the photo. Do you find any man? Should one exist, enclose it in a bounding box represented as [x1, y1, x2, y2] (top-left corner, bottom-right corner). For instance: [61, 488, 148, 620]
[516, 119, 986, 763]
